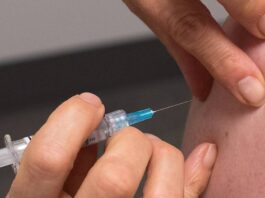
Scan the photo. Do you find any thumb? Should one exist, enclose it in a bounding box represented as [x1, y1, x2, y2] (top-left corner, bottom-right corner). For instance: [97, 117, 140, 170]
[184, 143, 217, 198]
[218, 0, 265, 39]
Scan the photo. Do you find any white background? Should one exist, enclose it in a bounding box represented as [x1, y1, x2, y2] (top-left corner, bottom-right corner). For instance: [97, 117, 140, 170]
[0, 0, 227, 62]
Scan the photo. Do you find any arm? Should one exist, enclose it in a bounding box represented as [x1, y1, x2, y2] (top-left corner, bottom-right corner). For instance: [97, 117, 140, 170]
[124, 0, 265, 107]
[183, 17, 265, 197]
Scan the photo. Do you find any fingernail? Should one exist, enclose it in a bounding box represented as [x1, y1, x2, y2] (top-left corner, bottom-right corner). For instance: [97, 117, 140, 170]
[79, 92, 102, 107]
[203, 144, 217, 169]
[259, 15, 265, 37]
[238, 76, 265, 106]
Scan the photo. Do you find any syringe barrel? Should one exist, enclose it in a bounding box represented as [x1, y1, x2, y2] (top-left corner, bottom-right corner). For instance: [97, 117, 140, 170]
[0, 148, 13, 168]
[0, 110, 129, 172]
[0, 110, 129, 170]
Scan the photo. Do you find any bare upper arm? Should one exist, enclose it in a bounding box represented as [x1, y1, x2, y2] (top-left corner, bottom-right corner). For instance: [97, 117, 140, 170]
[182, 17, 265, 197]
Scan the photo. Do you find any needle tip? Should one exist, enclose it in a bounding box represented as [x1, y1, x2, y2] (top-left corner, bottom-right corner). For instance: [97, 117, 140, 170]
[154, 99, 192, 113]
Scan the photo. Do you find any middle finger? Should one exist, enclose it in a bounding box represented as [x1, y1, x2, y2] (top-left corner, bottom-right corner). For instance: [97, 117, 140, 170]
[143, 135, 184, 198]
[75, 127, 152, 198]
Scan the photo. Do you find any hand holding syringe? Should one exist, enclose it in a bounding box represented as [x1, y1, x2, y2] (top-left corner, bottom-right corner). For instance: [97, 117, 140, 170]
[0, 100, 191, 172]
[2, 94, 216, 198]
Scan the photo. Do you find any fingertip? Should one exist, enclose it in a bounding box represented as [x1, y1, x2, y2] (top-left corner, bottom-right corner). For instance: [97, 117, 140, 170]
[106, 127, 152, 154]
[184, 143, 217, 196]
[111, 127, 145, 141]
[237, 76, 265, 107]
[79, 92, 102, 107]
[76, 128, 152, 198]
[78, 92, 105, 119]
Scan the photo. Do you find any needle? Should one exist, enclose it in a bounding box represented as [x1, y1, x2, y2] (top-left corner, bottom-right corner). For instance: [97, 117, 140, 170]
[153, 100, 192, 113]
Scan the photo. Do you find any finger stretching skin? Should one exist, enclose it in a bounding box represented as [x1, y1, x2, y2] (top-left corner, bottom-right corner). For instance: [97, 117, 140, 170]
[164, 38, 213, 101]
[218, 0, 265, 38]
[75, 127, 152, 198]
[143, 134, 184, 198]
[184, 143, 217, 198]
[123, 0, 265, 107]
[8, 93, 104, 198]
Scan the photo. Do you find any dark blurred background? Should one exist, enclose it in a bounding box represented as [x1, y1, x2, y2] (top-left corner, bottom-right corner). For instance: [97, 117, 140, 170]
[0, 1, 226, 197]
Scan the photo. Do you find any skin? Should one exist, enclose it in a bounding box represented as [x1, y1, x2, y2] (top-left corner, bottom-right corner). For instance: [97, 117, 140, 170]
[123, 2, 265, 194]
[183, 18, 265, 197]
[123, 0, 265, 107]
[7, 93, 217, 198]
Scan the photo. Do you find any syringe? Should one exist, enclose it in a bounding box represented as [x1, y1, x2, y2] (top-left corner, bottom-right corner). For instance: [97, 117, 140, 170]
[0, 100, 191, 172]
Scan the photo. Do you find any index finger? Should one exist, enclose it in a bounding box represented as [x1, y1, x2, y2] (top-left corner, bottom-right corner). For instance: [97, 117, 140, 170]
[218, 0, 265, 39]
[124, 0, 265, 107]
[8, 93, 104, 198]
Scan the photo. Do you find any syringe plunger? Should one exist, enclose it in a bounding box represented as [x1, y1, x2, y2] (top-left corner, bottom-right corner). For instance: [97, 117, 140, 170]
[0, 147, 13, 168]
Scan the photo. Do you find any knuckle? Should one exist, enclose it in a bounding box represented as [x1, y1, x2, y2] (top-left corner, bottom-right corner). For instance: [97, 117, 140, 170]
[210, 53, 242, 80]
[115, 127, 152, 150]
[26, 144, 72, 180]
[120, 126, 143, 135]
[96, 159, 136, 197]
[167, 12, 209, 48]
[173, 147, 185, 161]
[157, 142, 184, 161]
[118, 126, 148, 142]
